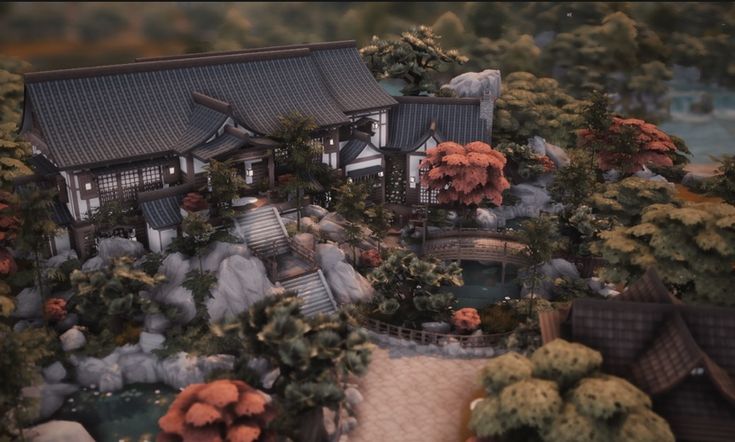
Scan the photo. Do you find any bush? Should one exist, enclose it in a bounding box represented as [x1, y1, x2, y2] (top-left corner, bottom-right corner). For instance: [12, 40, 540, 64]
[158, 379, 276, 441]
[479, 304, 518, 334]
[468, 339, 674, 442]
[451, 308, 481, 333]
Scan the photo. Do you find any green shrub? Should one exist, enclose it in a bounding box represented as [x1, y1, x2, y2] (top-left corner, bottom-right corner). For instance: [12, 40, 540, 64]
[480, 352, 534, 394]
[499, 378, 562, 431]
[479, 304, 519, 334]
[569, 375, 651, 420]
[530, 339, 602, 388]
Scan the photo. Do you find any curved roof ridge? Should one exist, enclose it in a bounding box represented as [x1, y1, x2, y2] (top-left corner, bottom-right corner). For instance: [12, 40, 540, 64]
[630, 313, 705, 395]
[394, 96, 483, 105]
[135, 40, 358, 63]
[703, 355, 735, 405]
[616, 267, 681, 304]
[24, 48, 311, 83]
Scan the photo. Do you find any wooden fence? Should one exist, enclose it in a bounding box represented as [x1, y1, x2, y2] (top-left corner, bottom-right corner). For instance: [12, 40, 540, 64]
[357, 315, 511, 348]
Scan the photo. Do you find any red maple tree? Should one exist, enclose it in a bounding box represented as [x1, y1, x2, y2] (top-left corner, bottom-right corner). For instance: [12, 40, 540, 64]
[420, 141, 510, 206]
[578, 117, 678, 173]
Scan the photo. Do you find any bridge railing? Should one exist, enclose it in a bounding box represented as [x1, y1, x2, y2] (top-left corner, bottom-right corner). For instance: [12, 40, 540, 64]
[425, 227, 519, 242]
[357, 314, 511, 348]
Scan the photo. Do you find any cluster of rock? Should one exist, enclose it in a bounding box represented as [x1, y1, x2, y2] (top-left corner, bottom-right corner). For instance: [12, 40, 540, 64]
[519, 257, 619, 300]
[475, 136, 567, 230]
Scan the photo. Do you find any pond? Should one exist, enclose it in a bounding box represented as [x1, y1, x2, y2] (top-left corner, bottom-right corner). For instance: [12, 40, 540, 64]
[443, 260, 521, 309]
[52, 383, 178, 442]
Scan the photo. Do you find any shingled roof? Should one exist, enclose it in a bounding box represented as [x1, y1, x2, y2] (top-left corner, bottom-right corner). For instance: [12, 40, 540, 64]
[135, 41, 397, 115]
[548, 268, 735, 442]
[22, 41, 394, 170]
[386, 96, 490, 152]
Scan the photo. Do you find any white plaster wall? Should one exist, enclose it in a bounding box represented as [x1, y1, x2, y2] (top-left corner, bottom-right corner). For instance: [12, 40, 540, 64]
[53, 229, 71, 254]
[179, 156, 188, 175]
[193, 158, 207, 174]
[159, 228, 177, 253]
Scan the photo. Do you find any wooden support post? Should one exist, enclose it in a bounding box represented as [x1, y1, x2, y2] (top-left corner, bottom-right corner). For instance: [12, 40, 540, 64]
[267, 151, 275, 189]
[501, 262, 507, 284]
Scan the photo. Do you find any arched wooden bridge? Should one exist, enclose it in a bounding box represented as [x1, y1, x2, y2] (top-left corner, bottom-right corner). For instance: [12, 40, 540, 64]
[421, 229, 531, 283]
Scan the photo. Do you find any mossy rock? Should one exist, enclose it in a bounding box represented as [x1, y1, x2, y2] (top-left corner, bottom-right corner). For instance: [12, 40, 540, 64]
[543, 402, 612, 442]
[530, 339, 602, 388]
[615, 407, 675, 442]
[569, 375, 651, 420]
[499, 378, 562, 431]
[480, 352, 534, 394]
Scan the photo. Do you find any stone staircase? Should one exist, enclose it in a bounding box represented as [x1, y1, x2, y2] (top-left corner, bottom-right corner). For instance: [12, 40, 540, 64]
[279, 270, 338, 316]
[234, 206, 291, 257]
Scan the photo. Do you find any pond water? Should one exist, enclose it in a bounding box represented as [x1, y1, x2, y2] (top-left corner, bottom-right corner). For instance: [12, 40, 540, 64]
[443, 260, 521, 309]
[52, 383, 177, 442]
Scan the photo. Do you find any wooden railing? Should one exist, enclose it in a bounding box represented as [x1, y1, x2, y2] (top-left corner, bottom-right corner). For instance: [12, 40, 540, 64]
[290, 238, 316, 270]
[357, 314, 511, 348]
[425, 227, 520, 242]
[424, 236, 531, 267]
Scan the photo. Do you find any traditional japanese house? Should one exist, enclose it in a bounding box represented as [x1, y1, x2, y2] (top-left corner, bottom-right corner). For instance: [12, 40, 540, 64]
[540, 268, 735, 442]
[382, 95, 495, 205]
[20, 41, 397, 257]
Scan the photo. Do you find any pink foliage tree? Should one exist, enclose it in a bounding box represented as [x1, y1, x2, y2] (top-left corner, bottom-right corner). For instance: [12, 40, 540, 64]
[578, 117, 678, 174]
[419, 141, 510, 207]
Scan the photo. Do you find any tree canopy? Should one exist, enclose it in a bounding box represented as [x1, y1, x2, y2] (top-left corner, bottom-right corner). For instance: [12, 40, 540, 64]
[420, 141, 510, 207]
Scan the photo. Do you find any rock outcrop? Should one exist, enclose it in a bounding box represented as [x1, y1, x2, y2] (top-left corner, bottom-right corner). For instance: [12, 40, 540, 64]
[23, 420, 95, 442]
[207, 255, 273, 323]
[97, 237, 145, 263]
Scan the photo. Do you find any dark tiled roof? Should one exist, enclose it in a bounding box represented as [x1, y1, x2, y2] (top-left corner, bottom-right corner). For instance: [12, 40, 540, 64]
[50, 198, 73, 227]
[27, 154, 58, 177]
[23, 49, 350, 169]
[191, 126, 250, 161]
[135, 41, 397, 114]
[630, 314, 704, 395]
[561, 269, 735, 442]
[386, 96, 490, 152]
[615, 267, 681, 304]
[140, 194, 183, 230]
[340, 131, 377, 165]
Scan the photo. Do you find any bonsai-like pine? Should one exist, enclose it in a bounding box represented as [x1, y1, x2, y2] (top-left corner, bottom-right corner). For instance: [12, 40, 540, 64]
[367, 203, 394, 254]
[15, 184, 58, 298]
[493, 72, 587, 146]
[157, 379, 276, 442]
[271, 112, 326, 231]
[496, 142, 554, 183]
[0, 323, 53, 440]
[69, 257, 165, 336]
[549, 149, 599, 208]
[451, 308, 481, 334]
[367, 249, 462, 327]
[420, 141, 510, 208]
[333, 180, 373, 262]
[181, 212, 215, 272]
[239, 292, 372, 440]
[360, 25, 468, 96]
[578, 117, 679, 174]
[469, 339, 674, 442]
[517, 216, 559, 316]
[594, 201, 735, 306]
[204, 159, 247, 219]
[591, 176, 676, 227]
[706, 154, 735, 204]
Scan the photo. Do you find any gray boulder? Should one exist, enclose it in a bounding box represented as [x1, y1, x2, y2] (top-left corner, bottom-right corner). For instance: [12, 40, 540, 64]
[522, 258, 581, 299]
[301, 216, 318, 233]
[317, 219, 347, 243]
[12, 287, 42, 319]
[138, 332, 165, 353]
[529, 135, 547, 156]
[344, 387, 363, 407]
[81, 256, 104, 272]
[59, 327, 86, 352]
[303, 204, 329, 220]
[316, 243, 346, 271]
[118, 352, 160, 384]
[445, 69, 502, 99]
[475, 208, 499, 230]
[510, 183, 552, 208]
[200, 241, 250, 273]
[293, 232, 316, 253]
[40, 383, 78, 419]
[45, 250, 78, 269]
[151, 253, 196, 323]
[207, 255, 272, 323]
[43, 362, 67, 384]
[144, 313, 171, 334]
[97, 237, 145, 262]
[55, 313, 78, 333]
[543, 141, 571, 169]
[325, 261, 374, 304]
[72, 356, 123, 392]
[23, 420, 94, 442]
[157, 352, 235, 389]
[682, 172, 712, 188]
